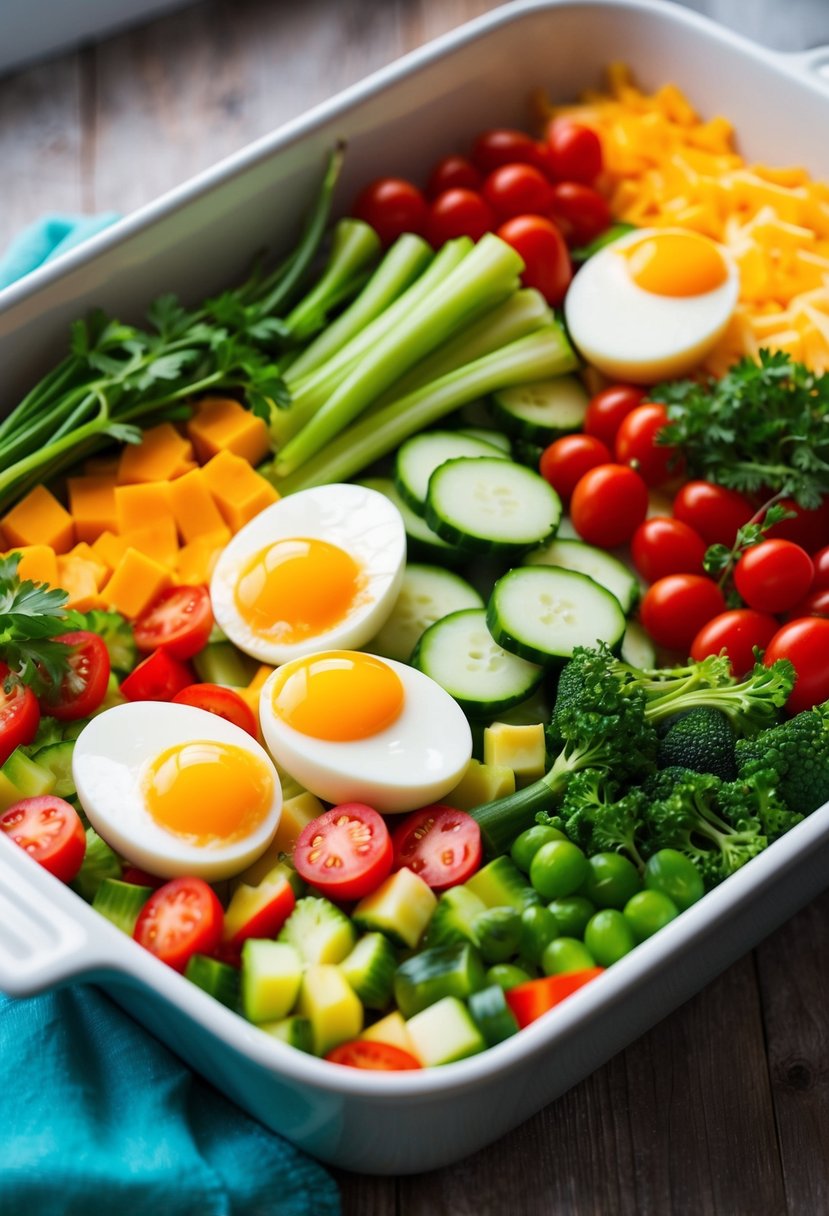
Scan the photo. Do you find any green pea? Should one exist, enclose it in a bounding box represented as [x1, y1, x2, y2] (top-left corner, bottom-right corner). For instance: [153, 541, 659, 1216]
[547, 895, 595, 939]
[519, 904, 559, 965]
[486, 963, 533, 991]
[644, 849, 705, 911]
[472, 906, 522, 964]
[623, 890, 679, 942]
[530, 840, 589, 900]
[581, 852, 642, 909]
[584, 909, 636, 966]
[541, 936, 595, 976]
[510, 824, 567, 873]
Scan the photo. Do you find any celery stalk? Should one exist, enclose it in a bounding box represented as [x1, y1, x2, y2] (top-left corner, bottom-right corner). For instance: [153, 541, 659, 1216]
[279, 218, 381, 341]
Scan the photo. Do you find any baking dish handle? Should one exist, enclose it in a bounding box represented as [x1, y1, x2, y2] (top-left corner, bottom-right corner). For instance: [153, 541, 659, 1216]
[0, 836, 121, 997]
[777, 45, 829, 88]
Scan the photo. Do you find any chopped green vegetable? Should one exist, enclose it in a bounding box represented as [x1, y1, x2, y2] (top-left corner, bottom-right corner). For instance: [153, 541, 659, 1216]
[75, 608, 136, 675]
[657, 707, 737, 780]
[0, 553, 79, 694]
[735, 702, 829, 817]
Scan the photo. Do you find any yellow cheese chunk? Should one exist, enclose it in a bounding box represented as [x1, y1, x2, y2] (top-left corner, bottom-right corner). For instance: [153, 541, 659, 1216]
[68, 543, 109, 589]
[443, 758, 516, 811]
[1, 486, 75, 554]
[101, 548, 172, 619]
[483, 722, 547, 786]
[167, 468, 228, 543]
[91, 530, 130, 572]
[56, 555, 105, 612]
[67, 475, 118, 543]
[120, 519, 179, 567]
[187, 396, 271, 467]
[175, 528, 230, 586]
[3, 545, 59, 588]
[117, 423, 195, 485]
[201, 450, 278, 533]
[114, 482, 172, 534]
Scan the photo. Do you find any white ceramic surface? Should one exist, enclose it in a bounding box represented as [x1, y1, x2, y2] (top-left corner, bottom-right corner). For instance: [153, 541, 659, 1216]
[2, 0, 829, 1174]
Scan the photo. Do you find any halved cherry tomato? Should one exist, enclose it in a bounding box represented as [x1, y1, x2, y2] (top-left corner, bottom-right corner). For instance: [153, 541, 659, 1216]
[690, 609, 780, 677]
[640, 574, 727, 654]
[426, 154, 483, 197]
[734, 539, 814, 615]
[352, 177, 428, 246]
[547, 181, 611, 246]
[133, 585, 214, 661]
[221, 870, 296, 951]
[583, 384, 647, 448]
[763, 617, 829, 715]
[121, 865, 166, 889]
[672, 481, 755, 548]
[326, 1040, 422, 1070]
[538, 434, 612, 502]
[614, 402, 682, 488]
[542, 117, 603, 184]
[0, 663, 40, 766]
[44, 631, 111, 721]
[294, 803, 393, 903]
[120, 648, 194, 702]
[426, 188, 495, 246]
[482, 163, 554, 220]
[391, 804, 482, 892]
[172, 683, 257, 736]
[569, 463, 649, 549]
[505, 967, 604, 1028]
[496, 214, 572, 306]
[133, 876, 224, 972]
[470, 128, 542, 174]
[631, 517, 707, 584]
[0, 795, 86, 883]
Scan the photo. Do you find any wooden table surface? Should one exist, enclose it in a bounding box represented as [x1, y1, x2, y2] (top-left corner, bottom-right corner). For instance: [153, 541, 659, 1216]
[3, 1, 829, 1212]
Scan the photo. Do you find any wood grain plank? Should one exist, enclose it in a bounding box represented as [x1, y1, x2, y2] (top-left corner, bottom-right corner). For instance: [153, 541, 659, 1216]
[336, 1169, 397, 1216]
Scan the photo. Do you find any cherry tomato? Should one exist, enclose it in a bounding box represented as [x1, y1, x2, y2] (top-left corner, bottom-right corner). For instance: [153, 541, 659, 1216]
[811, 546, 829, 590]
[120, 648, 194, 702]
[690, 609, 780, 677]
[764, 496, 829, 553]
[294, 803, 393, 903]
[0, 664, 40, 766]
[133, 876, 224, 972]
[352, 177, 428, 246]
[44, 631, 111, 721]
[426, 154, 483, 197]
[171, 683, 258, 736]
[121, 865, 166, 889]
[763, 617, 829, 715]
[496, 214, 572, 306]
[543, 117, 603, 184]
[470, 128, 542, 174]
[672, 481, 755, 548]
[482, 163, 554, 220]
[326, 1040, 422, 1070]
[0, 795, 86, 883]
[547, 181, 611, 246]
[426, 188, 496, 246]
[631, 516, 707, 583]
[391, 804, 482, 892]
[222, 871, 295, 951]
[569, 463, 649, 549]
[133, 585, 214, 661]
[614, 402, 682, 488]
[640, 574, 727, 654]
[733, 539, 814, 615]
[785, 587, 829, 620]
[584, 384, 647, 448]
[538, 434, 612, 501]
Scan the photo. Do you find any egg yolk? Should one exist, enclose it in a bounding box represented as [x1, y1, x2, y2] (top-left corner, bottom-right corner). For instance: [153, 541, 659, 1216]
[234, 537, 364, 642]
[270, 651, 404, 742]
[143, 740, 274, 844]
[623, 231, 728, 297]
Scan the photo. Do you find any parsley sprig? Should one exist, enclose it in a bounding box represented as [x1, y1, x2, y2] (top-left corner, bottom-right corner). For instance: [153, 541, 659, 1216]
[0, 554, 82, 695]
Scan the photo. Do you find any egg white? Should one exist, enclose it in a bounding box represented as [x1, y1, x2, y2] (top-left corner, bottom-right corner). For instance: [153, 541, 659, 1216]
[258, 653, 473, 814]
[72, 702, 283, 880]
[564, 227, 739, 383]
[210, 483, 407, 665]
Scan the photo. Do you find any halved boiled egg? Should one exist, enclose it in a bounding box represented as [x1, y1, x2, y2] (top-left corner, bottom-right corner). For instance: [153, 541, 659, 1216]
[564, 227, 739, 383]
[210, 483, 406, 665]
[72, 702, 282, 880]
[258, 650, 473, 813]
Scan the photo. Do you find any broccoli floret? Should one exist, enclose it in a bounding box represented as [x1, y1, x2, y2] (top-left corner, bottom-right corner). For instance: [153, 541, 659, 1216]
[657, 707, 737, 780]
[735, 704, 829, 815]
[76, 608, 136, 675]
[718, 768, 804, 843]
[556, 768, 649, 871]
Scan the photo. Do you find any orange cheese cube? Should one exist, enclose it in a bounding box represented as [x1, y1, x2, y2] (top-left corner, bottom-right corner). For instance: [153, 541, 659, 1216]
[101, 549, 172, 619]
[91, 531, 130, 572]
[69, 543, 110, 590]
[4, 545, 59, 587]
[114, 482, 172, 534]
[1, 486, 75, 554]
[167, 468, 228, 543]
[175, 529, 231, 586]
[120, 519, 179, 567]
[187, 397, 271, 467]
[67, 475, 118, 543]
[117, 423, 195, 485]
[57, 555, 105, 612]
[201, 451, 278, 533]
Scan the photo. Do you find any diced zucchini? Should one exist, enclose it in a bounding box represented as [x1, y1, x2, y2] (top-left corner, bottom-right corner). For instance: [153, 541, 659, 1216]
[297, 964, 364, 1056]
[258, 1015, 314, 1053]
[92, 878, 153, 935]
[31, 740, 76, 798]
[193, 641, 260, 688]
[471, 907, 523, 964]
[468, 984, 520, 1046]
[184, 953, 241, 1010]
[278, 896, 357, 965]
[367, 563, 483, 664]
[483, 722, 547, 786]
[339, 933, 397, 1010]
[466, 856, 540, 912]
[442, 758, 515, 812]
[70, 828, 122, 902]
[362, 1011, 419, 1056]
[394, 942, 486, 1018]
[425, 885, 487, 949]
[405, 996, 486, 1066]
[241, 939, 304, 1024]
[0, 747, 56, 810]
[352, 868, 437, 949]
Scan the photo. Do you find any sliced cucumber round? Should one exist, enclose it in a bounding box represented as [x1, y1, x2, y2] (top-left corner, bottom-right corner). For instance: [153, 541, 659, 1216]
[523, 536, 639, 614]
[394, 430, 509, 515]
[367, 563, 483, 663]
[356, 476, 459, 565]
[621, 619, 657, 669]
[490, 374, 589, 442]
[412, 607, 543, 718]
[487, 565, 626, 666]
[425, 457, 562, 555]
[456, 427, 512, 454]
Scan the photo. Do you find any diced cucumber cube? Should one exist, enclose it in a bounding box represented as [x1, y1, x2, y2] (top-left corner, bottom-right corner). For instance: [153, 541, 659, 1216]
[297, 964, 363, 1056]
[362, 1011, 419, 1057]
[241, 939, 303, 1023]
[0, 747, 56, 811]
[394, 942, 486, 1018]
[258, 1016, 314, 1053]
[92, 878, 153, 935]
[353, 868, 437, 949]
[466, 856, 539, 912]
[278, 896, 356, 965]
[184, 954, 240, 1010]
[405, 996, 486, 1066]
[339, 933, 397, 1010]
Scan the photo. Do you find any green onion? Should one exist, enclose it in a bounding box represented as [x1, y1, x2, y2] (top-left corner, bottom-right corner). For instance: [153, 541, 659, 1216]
[279, 218, 381, 342]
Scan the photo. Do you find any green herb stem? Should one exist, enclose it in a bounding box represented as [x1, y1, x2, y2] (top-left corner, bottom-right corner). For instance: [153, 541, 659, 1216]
[279, 218, 381, 342]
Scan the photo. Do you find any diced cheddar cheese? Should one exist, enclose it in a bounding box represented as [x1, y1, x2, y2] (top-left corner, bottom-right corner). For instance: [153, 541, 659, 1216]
[117, 423, 195, 485]
[175, 529, 230, 586]
[1, 485, 75, 554]
[270, 792, 325, 858]
[56, 555, 105, 612]
[201, 450, 278, 533]
[187, 397, 271, 467]
[67, 475, 118, 543]
[68, 543, 109, 589]
[101, 548, 172, 619]
[114, 482, 172, 534]
[4, 545, 59, 587]
[118, 519, 180, 567]
[91, 530, 131, 572]
[167, 468, 228, 543]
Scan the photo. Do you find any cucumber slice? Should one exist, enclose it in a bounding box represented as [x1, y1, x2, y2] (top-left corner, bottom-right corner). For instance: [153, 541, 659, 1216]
[368, 564, 483, 663]
[468, 983, 520, 1046]
[259, 1015, 314, 1053]
[412, 607, 543, 719]
[405, 996, 486, 1066]
[487, 566, 626, 666]
[31, 740, 76, 798]
[621, 620, 658, 668]
[425, 885, 487, 949]
[457, 427, 512, 454]
[465, 856, 540, 913]
[278, 896, 356, 965]
[490, 375, 589, 442]
[394, 942, 486, 1018]
[524, 537, 639, 615]
[297, 963, 364, 1056]
[185, 953, 241, 1010]
[425, 457, 562, 555]
[339, 932, 398, 1010]
[241, 939, 304, 1023]
[356, 477, 459, 565]
[394, 430, 509, 514]
[352, 868, 437, 949]
[92, 878, 153, 935]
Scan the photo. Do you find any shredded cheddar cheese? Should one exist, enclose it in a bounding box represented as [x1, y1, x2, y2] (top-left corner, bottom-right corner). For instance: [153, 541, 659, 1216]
[535, 64, 829, 373]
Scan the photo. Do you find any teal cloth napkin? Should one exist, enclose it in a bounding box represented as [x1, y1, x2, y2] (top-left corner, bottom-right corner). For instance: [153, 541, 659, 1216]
[0, 213, 341, 1216]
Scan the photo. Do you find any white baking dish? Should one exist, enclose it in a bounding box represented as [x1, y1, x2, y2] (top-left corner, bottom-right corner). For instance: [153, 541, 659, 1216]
[2, 0, 829, 1175]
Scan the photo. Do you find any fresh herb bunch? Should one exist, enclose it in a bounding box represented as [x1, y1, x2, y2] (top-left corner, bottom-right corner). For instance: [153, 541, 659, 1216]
[0, 553, 81, 694]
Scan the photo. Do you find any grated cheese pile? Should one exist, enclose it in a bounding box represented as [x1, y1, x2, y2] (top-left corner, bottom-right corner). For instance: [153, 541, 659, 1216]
[535, 63, 829, 374]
